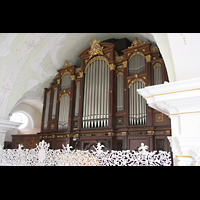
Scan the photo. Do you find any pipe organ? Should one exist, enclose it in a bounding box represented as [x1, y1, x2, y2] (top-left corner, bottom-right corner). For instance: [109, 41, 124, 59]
[38, 37, 171, 152]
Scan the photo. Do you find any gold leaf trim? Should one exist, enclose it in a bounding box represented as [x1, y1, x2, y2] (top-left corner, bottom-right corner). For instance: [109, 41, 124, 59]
[153, 62, 162, 69]
[128, 51, 145, 62]
[84, 56, 109, 73]
[117, 71, 123, 77]
[128, 78, 146, 88]
[59, 92, 70, 101]
[88, 38, 104, 59]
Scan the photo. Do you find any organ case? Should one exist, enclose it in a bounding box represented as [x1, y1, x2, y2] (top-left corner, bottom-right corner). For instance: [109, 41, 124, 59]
[38, 37, 171, 152]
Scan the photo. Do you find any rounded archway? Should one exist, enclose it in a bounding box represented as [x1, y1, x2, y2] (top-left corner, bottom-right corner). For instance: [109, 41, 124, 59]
[9, 111, 33, 130]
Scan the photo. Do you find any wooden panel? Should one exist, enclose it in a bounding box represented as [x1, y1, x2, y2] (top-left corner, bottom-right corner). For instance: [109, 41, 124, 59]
[129, 138, 147, 151]
[12, 134, 40, 149]
[55, 139, 68, 149]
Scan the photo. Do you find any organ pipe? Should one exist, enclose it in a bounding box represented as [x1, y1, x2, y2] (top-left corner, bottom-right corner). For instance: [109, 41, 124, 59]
[129, 55, 145, 75]
[52, 89, 57, 119]
[61, 73, 71, 90]
[58, 95, 70, 130]
[82, 59, 109, 128]
[74, 83, 80, 117]
[129, 81, 146, 125]
[153, 65, 162, 85]
[43, 93, 50, 129]
[117, 74, 124, 112]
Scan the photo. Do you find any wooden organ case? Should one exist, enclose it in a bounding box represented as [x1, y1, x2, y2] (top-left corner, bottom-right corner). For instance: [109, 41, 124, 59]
[38, 37, 171, 152]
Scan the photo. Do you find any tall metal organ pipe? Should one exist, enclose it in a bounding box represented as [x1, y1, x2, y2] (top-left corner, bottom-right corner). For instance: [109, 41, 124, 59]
[82, 59, 109, 128]
[43, 93, 50, 129]
[129, 81, 146, 125]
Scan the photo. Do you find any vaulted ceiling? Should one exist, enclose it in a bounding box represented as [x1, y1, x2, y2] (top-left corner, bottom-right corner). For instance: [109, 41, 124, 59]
[0, 33, 199, 121]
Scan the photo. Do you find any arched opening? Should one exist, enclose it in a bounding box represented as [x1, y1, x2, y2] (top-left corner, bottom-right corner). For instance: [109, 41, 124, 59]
[9, 112, 31, 129]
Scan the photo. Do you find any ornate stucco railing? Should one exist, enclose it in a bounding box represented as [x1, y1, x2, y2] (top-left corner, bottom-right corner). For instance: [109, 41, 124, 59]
[0, 141, 172, 166]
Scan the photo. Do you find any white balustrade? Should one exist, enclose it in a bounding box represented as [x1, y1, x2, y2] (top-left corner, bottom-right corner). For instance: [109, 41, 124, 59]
[0, 140, 172, 166]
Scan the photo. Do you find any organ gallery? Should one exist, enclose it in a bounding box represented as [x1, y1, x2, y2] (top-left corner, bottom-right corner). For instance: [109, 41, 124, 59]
[38, 37, 171, 152]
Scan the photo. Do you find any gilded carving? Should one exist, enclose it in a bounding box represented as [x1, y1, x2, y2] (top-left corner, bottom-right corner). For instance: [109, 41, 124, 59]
[85, 59, 89, 65]
[53, 86, 58, 91]
[50, 123, 55, 129]
[108, 132, 114, 136]
[122, 132, 127, 136]
[78, 71, 84, 78]
[109, 63, 116, 70]
[128, 51, 145, 62]
[61, 70, 71, 79]
[85, 56, 109, 73]
[59, 92, 70, 101]
[155, 113, 164, 122]
[145, 55, 151, 62]
[105, 52, 110, 58]
[88, 38, 104, 59]
[117, 65, 124, 69]
[61, 60, 73, 69]
[116, 116, 123, 125]
[166, 130, 171, 135]
[122, 61, 127, 68]
[71, 75, 76, 80]
[117, 71, 123, 77]
[150, 46, 159, 52]
[46, 89, 51, 96]
[128, 78, 146, 88]
[115, 51, 124, 62]
[153, 62, 162, 69]
[128, 37, 145, 48]
[147, 131, 154, 135]
[57, 79, 60, 84]
[75, 67, 81, 74]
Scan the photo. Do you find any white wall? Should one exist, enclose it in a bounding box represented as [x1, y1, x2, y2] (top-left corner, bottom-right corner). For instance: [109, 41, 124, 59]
[152, 33, 200, 83]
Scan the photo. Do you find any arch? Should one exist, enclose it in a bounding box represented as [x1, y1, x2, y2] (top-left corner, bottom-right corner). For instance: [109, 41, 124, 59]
[61, 73, 71, 90]
[128, 78, 146, 88]
[84, 55, 109, 73]
[116, 71, 124, 77]
[128, 53, 146, 76]
[59, 93, 70, 101]
[10, 111, 33, 129]
[128, 51, 145, 62]
[153, 62, 162, 69]
[61, 70, 71, 79]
